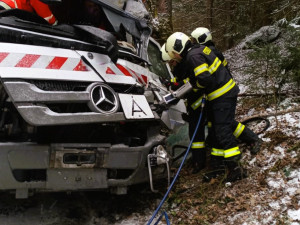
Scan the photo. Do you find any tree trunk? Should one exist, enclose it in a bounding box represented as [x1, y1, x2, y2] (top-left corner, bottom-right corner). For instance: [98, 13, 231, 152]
[240, 106, 300, 122]
[206, 0, 214, 29]
[147, 0, 173, 42]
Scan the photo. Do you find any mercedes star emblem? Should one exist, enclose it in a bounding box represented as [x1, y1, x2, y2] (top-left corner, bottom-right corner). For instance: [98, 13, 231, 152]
[87, 83, 119, 114]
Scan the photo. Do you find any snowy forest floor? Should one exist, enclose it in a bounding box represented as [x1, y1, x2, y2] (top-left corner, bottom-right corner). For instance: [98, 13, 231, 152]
[161, 100, 300, 225]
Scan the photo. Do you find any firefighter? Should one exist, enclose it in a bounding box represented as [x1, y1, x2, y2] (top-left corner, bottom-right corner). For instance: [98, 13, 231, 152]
[165, 32, 247, 182]
[191, 27, 262, 156]
[0, 0, 57, 25]
[161, 43, 207, 174]
[191, 27, 229, 71]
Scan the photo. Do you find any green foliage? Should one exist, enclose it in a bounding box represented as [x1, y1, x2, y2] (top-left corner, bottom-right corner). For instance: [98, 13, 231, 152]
[281, 28, 300, 87]
[246, 44, 284, 104]
[246, 25, 300, 107]
[283, 167, 291, 177]
[171, 0, 300, 49]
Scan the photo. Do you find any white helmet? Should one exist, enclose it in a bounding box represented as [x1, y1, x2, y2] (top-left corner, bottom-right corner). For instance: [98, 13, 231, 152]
[191, 27, 212, 44]
[160, 44, 171, 62]
[165, 32, 191, 59]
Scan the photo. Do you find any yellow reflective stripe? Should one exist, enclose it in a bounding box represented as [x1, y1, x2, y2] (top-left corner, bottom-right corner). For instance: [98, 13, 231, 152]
[196, 81, 205, 88]
[191, 142, 205, 149]
[194, 63, 208, 76]
[223, 59, 228, 67]
[193, 89, 199, 93]
[207, 79, 235, 101]
[207, 121, 212, 128]
[208, 57, 222, 74]
[183, 78, 190, 83]
[233, 123, 245, 138]
[191, 96, 203, 110]
[224, 147, 240, 158]
[211, 148, 224, 156]
[171, 77, 177, 82]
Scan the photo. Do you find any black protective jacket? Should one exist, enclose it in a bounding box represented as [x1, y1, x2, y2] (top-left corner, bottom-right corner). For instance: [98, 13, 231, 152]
[205, 41, 230, 73]
[181, 44, 239, 110]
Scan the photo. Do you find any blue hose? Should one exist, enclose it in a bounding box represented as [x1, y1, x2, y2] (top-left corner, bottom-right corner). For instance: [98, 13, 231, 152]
[147, 97, 206, 225]
[154, 211, 170, 225]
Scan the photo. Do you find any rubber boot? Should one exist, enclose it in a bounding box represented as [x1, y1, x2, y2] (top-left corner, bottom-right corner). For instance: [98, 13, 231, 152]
[238, 126, 258, 143]
[202, 155, 225, 182]
[210, 155, 225, 170]
[191, 150, 206, 174]
[249, 138, 262, 155]
[224, 155, 247, 182]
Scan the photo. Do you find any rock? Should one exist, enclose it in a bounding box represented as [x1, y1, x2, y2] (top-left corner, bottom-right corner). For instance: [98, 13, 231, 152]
[241, 26, 281, 49]
[125, 0, 150, 20]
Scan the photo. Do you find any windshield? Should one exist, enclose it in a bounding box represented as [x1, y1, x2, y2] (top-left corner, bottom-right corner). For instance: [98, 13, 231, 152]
[148, 41, 171, 80]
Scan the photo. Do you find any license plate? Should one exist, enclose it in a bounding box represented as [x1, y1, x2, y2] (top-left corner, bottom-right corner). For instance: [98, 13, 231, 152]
[119, 94, 154, 119]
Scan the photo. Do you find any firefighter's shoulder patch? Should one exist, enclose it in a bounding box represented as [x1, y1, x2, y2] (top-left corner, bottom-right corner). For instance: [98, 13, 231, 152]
[203, 47, 211, 55]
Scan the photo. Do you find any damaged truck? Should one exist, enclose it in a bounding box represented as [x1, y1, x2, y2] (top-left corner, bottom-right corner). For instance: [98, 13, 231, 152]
[0, 0, 186, 198]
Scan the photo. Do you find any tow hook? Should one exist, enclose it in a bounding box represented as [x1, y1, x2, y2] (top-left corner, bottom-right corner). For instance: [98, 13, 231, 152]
[147, 145, 170, 193]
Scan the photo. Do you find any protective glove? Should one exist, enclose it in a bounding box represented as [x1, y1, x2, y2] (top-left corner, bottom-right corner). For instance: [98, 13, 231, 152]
[159, 77, 183, 91]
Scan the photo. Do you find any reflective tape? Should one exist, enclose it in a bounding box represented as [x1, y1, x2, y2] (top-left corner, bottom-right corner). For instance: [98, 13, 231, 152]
[208, 57, 221, 74]
[223, 59, 228, 67]
[191, 142, 205, 149]
[183, 78, 190, 83]
[191, 95, 203, 110]
[0, 52, 88, 71]
[211, 148, 224, 156]
[224, 147, 240, 158]
[207, 121, 212, 128]
[194, 63, 208, 76]
[207, 79, 236, 101]
[194, 57, 221, 77]
[233, 123, 245, 138]
[196, 81, 205, 88]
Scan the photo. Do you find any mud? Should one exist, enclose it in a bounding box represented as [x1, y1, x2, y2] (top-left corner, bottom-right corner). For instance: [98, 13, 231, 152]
[0, 184, 162, 225]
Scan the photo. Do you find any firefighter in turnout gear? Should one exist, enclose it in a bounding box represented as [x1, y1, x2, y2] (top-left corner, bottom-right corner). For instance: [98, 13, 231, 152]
[0, 0, 57, 25]
[161, 42, 206, 174]
[165, 32, 247, 182]
[191, 27, 262, 156]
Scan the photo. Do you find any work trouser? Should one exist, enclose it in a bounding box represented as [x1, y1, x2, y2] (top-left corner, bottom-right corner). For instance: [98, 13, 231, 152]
[232, 121, 258, 143]
[206, 116, 258, 146]
[189, 110, 206, 151]
[207, 97, 240, 161]
[188, 108, 207, 167]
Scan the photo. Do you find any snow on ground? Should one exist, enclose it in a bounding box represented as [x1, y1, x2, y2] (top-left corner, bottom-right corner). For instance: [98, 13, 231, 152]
[211, 109, 300, 225]
[210, 23, 300, 225]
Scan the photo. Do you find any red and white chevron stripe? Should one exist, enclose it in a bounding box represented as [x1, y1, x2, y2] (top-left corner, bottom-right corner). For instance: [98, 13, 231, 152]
[0, 52, 88, 71]
[116, 63, 148, 85]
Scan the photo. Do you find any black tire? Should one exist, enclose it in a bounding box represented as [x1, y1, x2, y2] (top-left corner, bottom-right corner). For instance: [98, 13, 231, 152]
[242, 117, 270, 135]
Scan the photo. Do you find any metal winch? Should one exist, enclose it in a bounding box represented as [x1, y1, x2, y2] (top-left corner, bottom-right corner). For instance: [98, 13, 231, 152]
[147, 145, 170, 192]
